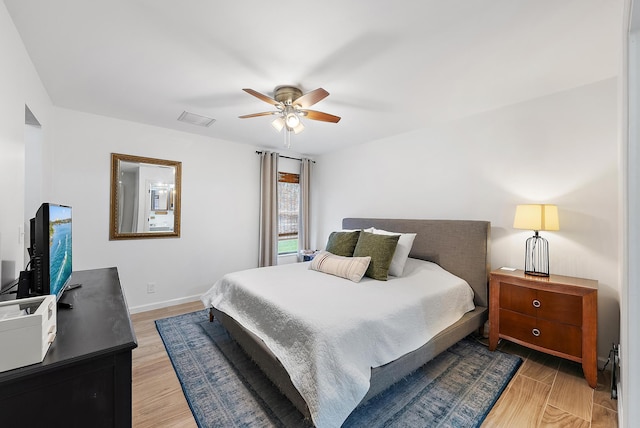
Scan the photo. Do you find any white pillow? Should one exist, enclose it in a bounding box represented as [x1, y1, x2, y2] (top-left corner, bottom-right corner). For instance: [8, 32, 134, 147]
[310, 251, 371, 283]
[369, 228, 416, 276]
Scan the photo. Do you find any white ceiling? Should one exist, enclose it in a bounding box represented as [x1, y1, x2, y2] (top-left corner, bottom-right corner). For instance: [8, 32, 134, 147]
[4, 0, 622, 156]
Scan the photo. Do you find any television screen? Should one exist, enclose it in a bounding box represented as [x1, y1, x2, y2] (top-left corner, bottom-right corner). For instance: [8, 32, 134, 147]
[32, 203, 72, 300]
[48, 204, 72, 298]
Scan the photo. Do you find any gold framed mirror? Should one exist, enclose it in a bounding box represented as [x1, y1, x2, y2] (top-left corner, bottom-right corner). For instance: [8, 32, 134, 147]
[109, 153, 182, 240]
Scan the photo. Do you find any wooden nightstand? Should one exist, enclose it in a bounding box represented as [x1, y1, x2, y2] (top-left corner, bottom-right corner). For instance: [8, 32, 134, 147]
[488, 269, 598, 388]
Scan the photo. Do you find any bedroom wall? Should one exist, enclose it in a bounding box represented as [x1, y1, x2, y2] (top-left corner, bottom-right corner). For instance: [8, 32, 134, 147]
[48, 107, 263, 311]
[0, 2, 52, 287]
[312, 78, 619, 361]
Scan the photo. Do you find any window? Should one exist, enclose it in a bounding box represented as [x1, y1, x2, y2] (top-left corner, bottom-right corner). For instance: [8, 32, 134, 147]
[278, 172, 299, 254]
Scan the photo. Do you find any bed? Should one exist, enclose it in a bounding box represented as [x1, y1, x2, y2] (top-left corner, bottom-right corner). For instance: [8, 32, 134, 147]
[202, 218, 490, 427]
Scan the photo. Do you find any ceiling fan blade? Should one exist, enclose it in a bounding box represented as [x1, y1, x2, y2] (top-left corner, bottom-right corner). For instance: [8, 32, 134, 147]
[238, 111, 277, 119]
[293, 88, 329, 108]
[302, 109, 341, 123]
[242, 88, 281, 107]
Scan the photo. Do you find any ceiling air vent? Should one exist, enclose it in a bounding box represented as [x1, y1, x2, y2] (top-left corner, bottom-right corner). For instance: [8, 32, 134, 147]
[177, 111, 215, 127]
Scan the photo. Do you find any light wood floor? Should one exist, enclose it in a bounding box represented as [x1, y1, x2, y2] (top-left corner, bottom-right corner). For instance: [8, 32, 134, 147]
[481, 340, 618, 427]
[131, 301, 201, 428]
[131, 301, 618, 427]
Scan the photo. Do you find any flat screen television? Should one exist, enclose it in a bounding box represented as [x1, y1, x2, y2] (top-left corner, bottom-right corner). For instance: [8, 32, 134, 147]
[31, 203, 73, 301]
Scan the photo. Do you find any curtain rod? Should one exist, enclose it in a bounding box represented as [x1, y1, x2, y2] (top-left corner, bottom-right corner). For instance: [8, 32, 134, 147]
[255, 151, 315, 163]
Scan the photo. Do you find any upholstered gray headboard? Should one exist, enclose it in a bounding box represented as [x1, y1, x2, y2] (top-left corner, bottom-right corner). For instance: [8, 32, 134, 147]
[342, 218, 490, 308]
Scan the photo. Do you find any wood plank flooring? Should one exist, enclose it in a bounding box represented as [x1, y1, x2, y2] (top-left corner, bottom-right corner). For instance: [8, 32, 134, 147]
[483, 340, 618, 427]
[131, 302, 618, 427]
[131, 301, 201, 428]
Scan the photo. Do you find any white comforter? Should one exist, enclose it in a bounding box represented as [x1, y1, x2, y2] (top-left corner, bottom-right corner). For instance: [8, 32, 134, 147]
[201, 258, 475, 428]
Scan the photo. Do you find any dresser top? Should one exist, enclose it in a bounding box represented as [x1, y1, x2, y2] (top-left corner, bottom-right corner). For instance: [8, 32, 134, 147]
[0, 267, 137, 381]
[491, 268, 598, 290]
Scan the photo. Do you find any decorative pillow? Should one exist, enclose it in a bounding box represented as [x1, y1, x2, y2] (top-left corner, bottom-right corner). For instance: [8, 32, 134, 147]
[370, 228, 417, 276]
[352, 231, 400, 280]
[325, 230, 361, 257]
[310, 251, 371, 283]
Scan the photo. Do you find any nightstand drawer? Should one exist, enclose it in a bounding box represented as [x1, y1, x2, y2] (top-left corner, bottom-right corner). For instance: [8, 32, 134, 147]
[499, 282, 582, 326]
[499, 309, 537, 342]
[499, 309, 582, 358]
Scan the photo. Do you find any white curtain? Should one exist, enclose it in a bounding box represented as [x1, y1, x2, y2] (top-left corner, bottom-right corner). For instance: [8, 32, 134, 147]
[259, 151, 279, 267]
[299, 158, 312, 252]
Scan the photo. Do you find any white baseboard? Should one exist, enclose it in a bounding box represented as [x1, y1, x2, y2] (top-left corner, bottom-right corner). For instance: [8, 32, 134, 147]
[128, 294, 202, 314]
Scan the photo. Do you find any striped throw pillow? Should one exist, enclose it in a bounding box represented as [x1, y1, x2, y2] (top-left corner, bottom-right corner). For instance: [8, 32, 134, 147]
[310, 251, 371, 283]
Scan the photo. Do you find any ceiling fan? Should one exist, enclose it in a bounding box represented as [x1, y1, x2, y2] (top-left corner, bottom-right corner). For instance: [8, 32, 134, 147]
[239, 86, 341, 144]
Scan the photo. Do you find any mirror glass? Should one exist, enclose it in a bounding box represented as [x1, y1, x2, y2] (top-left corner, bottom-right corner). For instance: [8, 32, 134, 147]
[110, 153, 181, 240]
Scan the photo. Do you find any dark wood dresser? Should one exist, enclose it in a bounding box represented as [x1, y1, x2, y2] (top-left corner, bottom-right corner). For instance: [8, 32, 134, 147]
[0, 267, 137, 427]
[488, 268, 598, 388]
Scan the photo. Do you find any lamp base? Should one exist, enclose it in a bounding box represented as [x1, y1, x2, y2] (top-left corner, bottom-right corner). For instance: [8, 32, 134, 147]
[524, 270, 550, 278]
[524, 232, 549, 277]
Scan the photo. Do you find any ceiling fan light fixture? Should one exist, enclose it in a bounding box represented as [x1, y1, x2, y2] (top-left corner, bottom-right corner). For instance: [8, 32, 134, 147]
[271, 116, 285, 132]
[285, 112, 300, 128]
[291, 121, 305, 134]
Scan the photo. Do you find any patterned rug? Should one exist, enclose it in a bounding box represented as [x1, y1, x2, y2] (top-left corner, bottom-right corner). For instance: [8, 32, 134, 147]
[156, 310, 522, 428]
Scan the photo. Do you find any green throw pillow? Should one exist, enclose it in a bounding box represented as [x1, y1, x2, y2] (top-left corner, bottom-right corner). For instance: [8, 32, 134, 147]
[353, 231, 400, 280]
[325, 231, 361, 257]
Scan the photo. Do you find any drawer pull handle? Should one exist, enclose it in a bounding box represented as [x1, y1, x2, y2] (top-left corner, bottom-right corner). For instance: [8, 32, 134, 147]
[532, 328, 541, 337]
[532, 299, 541, 308]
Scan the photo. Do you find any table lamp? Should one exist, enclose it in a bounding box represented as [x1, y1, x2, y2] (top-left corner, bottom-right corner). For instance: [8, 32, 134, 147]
[513, 204, 560, 277]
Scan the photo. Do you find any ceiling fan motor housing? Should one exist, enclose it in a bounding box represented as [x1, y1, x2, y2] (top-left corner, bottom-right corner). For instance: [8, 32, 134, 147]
[274, 86, 303, 105]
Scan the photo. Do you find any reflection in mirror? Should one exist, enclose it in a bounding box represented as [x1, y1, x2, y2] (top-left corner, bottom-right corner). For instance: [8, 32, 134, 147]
[110, 153, 181, 240]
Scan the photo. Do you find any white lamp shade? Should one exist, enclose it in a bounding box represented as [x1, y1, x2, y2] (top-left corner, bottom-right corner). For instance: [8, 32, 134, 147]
[271, 117, 285, 132]
[272, 114, 305, 135]
[513, 204, 560, 231]
[291, 121, 305, 134]
[285, 112, 300, 128]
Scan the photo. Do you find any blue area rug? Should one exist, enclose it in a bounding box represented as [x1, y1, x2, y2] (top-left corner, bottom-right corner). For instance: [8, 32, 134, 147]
[156, 310, 522, 428]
